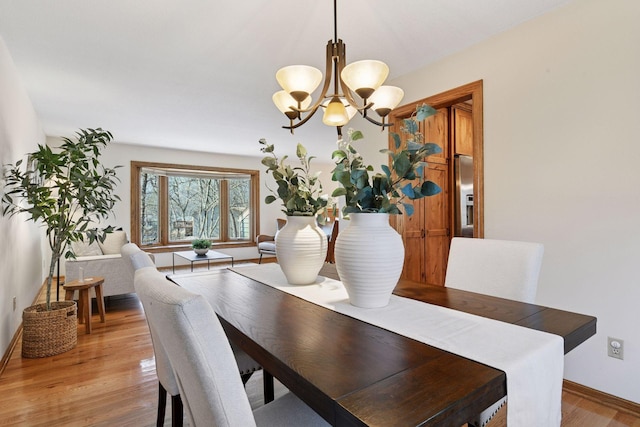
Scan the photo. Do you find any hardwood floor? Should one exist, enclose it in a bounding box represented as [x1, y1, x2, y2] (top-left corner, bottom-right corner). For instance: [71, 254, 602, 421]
[1, 281, 638, 426]
[0, 294, 158, 426]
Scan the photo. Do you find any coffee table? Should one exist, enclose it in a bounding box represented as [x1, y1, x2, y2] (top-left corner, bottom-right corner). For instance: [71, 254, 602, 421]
[172, 250, 234, 273]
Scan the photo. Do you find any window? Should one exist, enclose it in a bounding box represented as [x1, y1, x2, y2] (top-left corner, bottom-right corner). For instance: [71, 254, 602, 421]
[131, 161, 259, 249]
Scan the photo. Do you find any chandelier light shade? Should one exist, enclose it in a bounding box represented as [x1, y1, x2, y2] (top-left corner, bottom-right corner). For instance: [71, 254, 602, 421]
[368, 85, 405, 118]
[273, 0, 405, 136]
[275, 65, 323, 103]
[322, 96, 350, 127]
[340, 60, 389, 100]
[273, 90, 312, 119]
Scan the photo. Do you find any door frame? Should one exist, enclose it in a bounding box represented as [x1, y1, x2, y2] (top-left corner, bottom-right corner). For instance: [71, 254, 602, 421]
[389, 80, 484, 238]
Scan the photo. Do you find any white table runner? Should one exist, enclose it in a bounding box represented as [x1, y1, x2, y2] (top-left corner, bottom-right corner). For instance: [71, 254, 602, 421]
[231, 264, 563, 427]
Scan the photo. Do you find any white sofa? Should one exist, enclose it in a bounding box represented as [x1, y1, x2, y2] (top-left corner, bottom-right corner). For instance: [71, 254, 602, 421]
[65, 230, 153, 298]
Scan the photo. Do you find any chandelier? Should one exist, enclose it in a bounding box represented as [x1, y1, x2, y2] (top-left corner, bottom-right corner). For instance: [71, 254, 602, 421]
[272, 0, 404, 136]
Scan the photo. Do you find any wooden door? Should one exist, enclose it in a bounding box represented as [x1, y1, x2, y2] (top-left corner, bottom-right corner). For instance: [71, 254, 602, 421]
[423, 162, 449, 285]
[396, 108, 450, 285]
[389, 81, 484, 287]
[422, 109, 450, 285]
[453, 105, 473, 156]
[400, 197, 425, 282]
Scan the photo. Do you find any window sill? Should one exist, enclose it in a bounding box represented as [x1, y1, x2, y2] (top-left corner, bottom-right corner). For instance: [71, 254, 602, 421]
[139, 241, 255, 254]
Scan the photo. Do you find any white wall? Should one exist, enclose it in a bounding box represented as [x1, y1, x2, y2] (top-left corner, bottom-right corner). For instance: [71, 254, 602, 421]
[63, 140, 338, 269]
[0, 37, 47, 356]
[363, 0, 639, 403]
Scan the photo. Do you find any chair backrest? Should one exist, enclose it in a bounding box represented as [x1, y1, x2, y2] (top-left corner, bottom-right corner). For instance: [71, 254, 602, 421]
[444, 237, 544, 303]
[122, 242, 156, 271]
[134, 268, 256, 427]
[120, 243, 141, 276]
[122, 244, 180, 398]
[132, 251, 155, 270]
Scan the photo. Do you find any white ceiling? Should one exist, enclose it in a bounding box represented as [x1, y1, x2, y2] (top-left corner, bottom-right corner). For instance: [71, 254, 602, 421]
[0, 0, 571, 159]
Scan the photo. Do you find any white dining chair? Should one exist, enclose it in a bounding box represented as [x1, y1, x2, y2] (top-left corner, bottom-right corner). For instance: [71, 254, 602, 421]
[122, 243, 271, 426]
[135, 267, 329, 427]
[444, 237, 544, 426]
[122, 243, 183, 426]
[445, 237, 544, 303]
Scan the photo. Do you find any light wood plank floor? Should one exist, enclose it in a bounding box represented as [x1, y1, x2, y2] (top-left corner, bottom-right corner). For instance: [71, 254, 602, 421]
[1, 282, 638, 426]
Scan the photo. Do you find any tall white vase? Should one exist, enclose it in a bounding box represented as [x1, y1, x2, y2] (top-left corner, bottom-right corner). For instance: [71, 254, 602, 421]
[276, 216, 328, 285]
[334, 213, 405, 308]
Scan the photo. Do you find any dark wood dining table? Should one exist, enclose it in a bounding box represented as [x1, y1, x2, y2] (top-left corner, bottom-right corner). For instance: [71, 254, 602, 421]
[170, 264, 596, 427]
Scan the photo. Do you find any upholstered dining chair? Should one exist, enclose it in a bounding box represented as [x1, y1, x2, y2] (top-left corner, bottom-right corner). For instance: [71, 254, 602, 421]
[122, 244, 271, 426]
[122, 243, 183, 427]
[444, 237, 544, 427]
[135, 267, 330, 427]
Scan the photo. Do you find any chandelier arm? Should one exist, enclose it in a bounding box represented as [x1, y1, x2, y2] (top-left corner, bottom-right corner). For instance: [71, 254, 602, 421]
[288, 39, 336, 115]
[342, 89, 374, 111]
[340, 80, 368, 110]
[361, 113, 393, 128]
[282, 107, 323, 130]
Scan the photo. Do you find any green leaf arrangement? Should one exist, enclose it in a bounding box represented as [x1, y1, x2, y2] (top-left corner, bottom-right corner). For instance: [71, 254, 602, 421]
[191, 238, 211, 249]
[259, 139, 328, 217]
[1, 128, 121, 309]
[331, 104, 442, 216]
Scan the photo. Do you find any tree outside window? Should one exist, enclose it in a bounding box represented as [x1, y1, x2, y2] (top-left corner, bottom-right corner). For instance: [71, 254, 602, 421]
[131, 162, 258, 248]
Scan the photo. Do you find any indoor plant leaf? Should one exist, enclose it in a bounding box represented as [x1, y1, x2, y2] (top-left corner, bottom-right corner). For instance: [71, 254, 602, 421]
[416, 104, 437, 121]
[330, 104, 442, 216]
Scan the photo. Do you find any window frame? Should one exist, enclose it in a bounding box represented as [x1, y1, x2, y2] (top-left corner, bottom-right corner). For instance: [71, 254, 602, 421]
[130, 161, 260, 252]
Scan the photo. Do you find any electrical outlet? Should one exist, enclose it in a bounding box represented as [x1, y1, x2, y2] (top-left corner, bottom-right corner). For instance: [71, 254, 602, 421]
[607, 337, 624, 360]
[12, 296, 17, 311]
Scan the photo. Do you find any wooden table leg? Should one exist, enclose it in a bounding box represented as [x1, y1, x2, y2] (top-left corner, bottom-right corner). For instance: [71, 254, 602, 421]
[65, 289, 75, 302]
[95, 284, 106, 323]
[82, 289, 92, 334]
[76, 291, 85, 325]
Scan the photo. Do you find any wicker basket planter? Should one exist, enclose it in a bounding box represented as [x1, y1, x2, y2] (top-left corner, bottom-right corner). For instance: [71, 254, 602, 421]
[22, 301, 78, 358]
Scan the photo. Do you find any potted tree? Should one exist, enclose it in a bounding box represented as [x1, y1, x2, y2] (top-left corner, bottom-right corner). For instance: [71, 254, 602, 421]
[259, 139, 328, 285]
[1, 128, 121, 357]
[330, 104, 442, 307]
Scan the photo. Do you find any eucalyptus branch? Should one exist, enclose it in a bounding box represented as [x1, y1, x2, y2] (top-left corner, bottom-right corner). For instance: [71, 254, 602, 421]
[259, 139, 327, 217]
[330, 104, 443, 216]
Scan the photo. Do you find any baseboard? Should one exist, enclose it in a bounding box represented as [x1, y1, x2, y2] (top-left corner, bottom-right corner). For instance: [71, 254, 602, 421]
[563, 379, 640, 417]
[0, 276, 57, 378]
[0, 325, 22, 378]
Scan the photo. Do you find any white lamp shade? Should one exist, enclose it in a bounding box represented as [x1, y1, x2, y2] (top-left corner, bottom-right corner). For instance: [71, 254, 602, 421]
[276, 65, 323, 98]
[341, 60, 389, 98]
[323, 97, 350, 126]
[369, 86, 405, 115]
[273, 90, 311, 114]
[322, 97, 357, 120]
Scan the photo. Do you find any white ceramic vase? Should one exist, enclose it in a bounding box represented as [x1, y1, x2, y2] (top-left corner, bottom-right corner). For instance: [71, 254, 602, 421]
[334, 213, 405, 308]
[276, 216, 328, 285]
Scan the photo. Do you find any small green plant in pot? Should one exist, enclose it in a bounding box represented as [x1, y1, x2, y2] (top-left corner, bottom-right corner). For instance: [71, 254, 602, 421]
[192, 238, 211, 256]
[258, 139, 328, 285]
